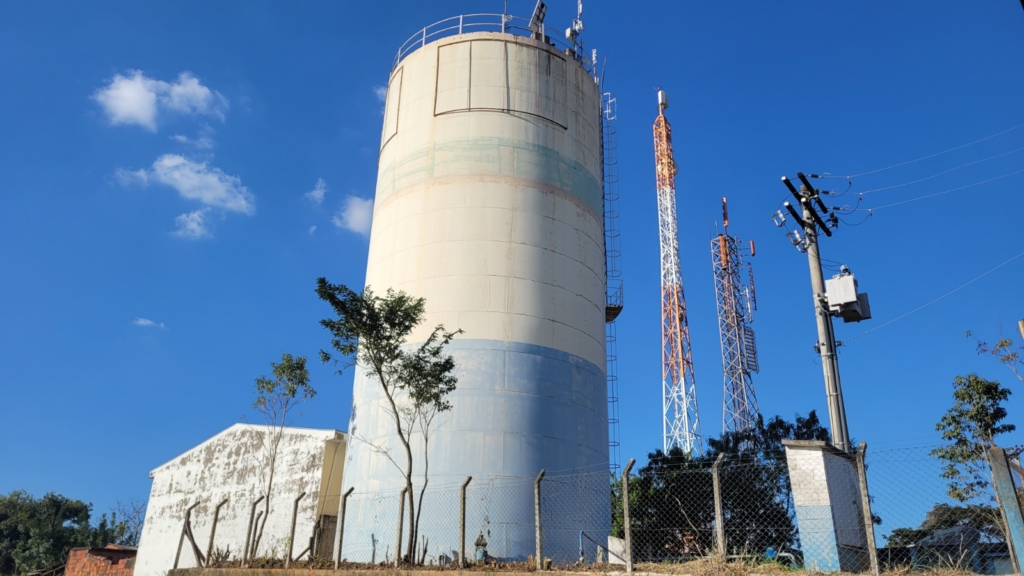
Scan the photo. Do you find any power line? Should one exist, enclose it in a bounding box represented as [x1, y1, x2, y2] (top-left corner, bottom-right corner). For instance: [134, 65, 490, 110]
[846, 168, 1024, 213]
[857, 145, 1024, 195]
[843, 248, 1024, 344]
[837, 212, 872, 227]
[842, 121, 1024, 179]
[864, 168, 1024, 210]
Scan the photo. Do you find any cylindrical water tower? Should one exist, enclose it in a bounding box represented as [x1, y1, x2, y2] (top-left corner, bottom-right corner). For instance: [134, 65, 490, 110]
[342, 13, 609, 563]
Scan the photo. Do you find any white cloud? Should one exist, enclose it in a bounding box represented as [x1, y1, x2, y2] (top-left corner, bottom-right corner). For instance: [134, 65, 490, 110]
[173, 208, 213, 239]
[94, 72, 161, 131]
[308, 225, 317, 235]
[171, 125, 215, 149]
[333, 196, 374, 236]
[151, 154, 254, 214]
[94, 71, 228, 131]
[305, 178, 327, 204]
[164, 73, 228, 119]
[133, 317, 166, 329]
[373, 85, 387, 115]
[114, 168, 149, 187]
[113, 155, 252, 238]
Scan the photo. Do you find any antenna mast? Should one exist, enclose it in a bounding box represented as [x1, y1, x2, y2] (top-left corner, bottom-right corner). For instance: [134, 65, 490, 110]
[653, 90, 702, 454]
[713, 198, 761, 438]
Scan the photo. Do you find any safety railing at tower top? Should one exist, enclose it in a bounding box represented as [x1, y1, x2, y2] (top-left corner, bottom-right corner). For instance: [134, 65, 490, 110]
[391, 13, 597, 76]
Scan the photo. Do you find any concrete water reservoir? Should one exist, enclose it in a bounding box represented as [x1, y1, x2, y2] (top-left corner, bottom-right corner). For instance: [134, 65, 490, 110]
[340, 13, 611, 564]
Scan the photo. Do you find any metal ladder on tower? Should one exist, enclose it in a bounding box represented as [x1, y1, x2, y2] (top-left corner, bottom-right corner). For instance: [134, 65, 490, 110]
[603, 92, 623, 474]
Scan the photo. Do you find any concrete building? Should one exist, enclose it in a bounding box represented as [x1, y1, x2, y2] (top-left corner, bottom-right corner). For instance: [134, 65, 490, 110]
[782, 440, 870, 573]
[342, 13, 610, 563]
[134, 424, 345, 576]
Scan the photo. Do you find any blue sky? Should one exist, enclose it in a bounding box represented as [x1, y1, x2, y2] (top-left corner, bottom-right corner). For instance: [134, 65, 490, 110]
[1, 1, 1023, 520]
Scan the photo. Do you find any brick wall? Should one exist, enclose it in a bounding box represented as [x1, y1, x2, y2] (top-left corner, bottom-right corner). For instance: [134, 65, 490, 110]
[66, 545, 136, 576]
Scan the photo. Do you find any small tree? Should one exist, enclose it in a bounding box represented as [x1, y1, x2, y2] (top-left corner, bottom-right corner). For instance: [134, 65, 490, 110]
[401, 332, 459, 561]
[931, 373, 1015, 504]
[316, 279, 460, 563]
[968, 325, 1024, 385]
[249, 353, 316, 556]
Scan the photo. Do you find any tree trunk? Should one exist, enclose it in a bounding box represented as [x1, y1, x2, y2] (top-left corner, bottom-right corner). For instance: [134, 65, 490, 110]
[375, 365, 416, 564]
[253, 428, 281, 557]
[412, 416, 432, 564]
[413, 478, 428, 563]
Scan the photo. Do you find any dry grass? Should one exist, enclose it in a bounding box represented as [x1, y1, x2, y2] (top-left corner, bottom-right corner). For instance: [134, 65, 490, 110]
[636, 557, 791, 575]
[636, 558, 978, 576]
[186, 561, 983, 576]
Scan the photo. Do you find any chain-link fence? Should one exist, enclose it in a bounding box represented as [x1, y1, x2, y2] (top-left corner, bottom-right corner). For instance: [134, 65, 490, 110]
[163, 445, 1022, 574]
[615, 444, 1020, 574]
[166, 470, 612, 570]
[868, 446, 1016, 574]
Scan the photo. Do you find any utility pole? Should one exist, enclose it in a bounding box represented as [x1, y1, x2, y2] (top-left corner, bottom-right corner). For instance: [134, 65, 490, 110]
[779, 173, 851, 452]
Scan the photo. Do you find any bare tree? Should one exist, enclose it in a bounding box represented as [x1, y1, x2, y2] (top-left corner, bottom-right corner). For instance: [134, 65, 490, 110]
[111, 499, 147, 547]
[248, 353, 316, 557]
[317, 279, 460, 563]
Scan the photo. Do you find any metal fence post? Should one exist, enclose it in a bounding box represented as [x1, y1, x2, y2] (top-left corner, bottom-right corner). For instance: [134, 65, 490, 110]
[173, 501, 200, 571]
[206, 497, 229, 563]
[334, 487, 355, 568]
[460, 476, 473, 567]
[855, 443, 880, 575]
[249, 511, 264, 560]
[989, 446, 1024, 574]
[396, 487, 408, 567]
[241, 495, 264, 567]
[622, 458, 636, 574]
[535, 469, 546, 571]
[712, 453, 726, 561]
[285, 492, 306, 568]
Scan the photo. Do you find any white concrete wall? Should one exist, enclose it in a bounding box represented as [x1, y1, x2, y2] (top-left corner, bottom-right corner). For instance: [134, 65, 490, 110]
[134, 424, 345, 576]
[786, 445, 830, 508]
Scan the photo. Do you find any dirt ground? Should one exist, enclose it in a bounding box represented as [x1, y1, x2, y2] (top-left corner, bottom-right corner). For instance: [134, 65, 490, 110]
[195, 559, 984, 576]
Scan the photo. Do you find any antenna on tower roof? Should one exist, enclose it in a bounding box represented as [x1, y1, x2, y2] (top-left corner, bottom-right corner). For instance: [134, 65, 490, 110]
[566, 0, 584, 45]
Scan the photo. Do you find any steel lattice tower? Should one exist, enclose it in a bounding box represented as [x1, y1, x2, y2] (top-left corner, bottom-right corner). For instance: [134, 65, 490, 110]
[653, 92, 702, 454]
[712, 198, 760, 435]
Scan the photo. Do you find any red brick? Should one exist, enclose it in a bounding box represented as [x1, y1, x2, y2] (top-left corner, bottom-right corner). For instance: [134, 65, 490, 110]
[66, 547, 136, 576]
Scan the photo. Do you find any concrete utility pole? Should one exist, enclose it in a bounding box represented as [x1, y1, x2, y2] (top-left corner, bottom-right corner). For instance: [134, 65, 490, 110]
[781, 173, 851, 452]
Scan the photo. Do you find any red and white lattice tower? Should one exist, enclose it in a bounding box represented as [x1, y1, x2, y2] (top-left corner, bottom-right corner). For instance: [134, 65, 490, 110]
[712, 198, 761, 436]
[653, 90, 702, 454]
